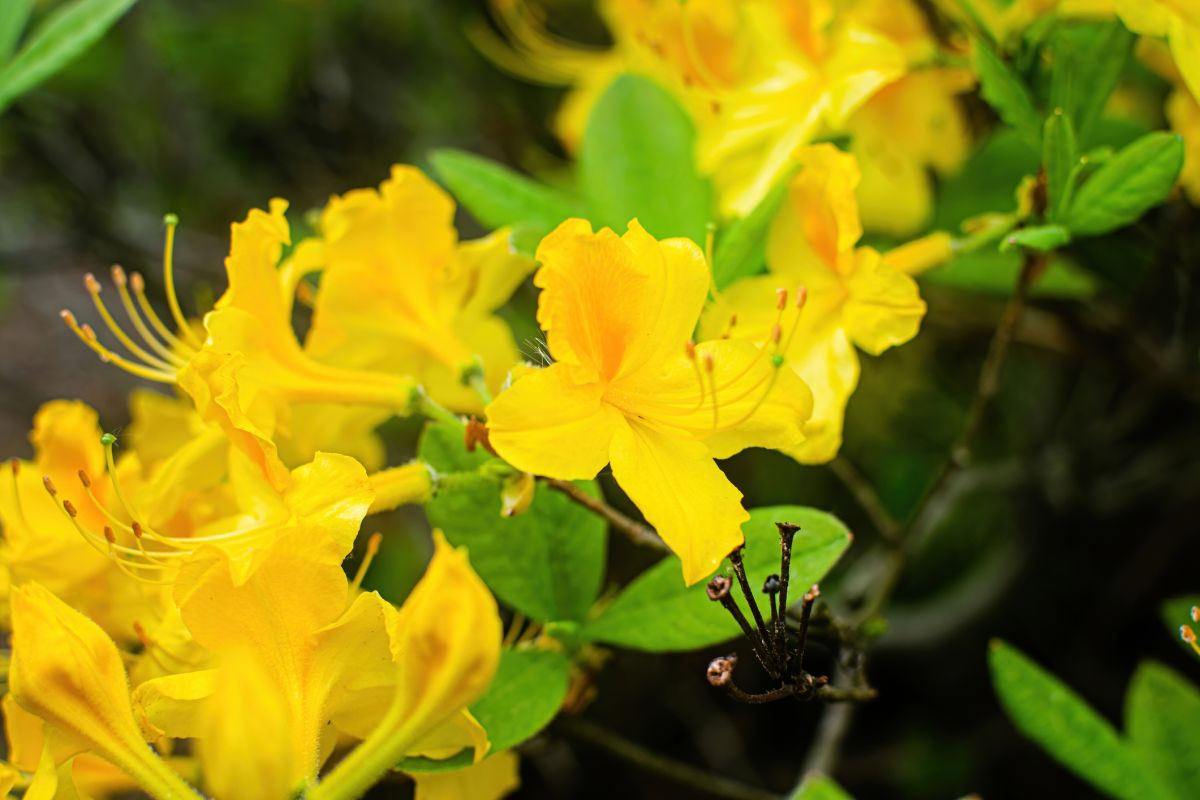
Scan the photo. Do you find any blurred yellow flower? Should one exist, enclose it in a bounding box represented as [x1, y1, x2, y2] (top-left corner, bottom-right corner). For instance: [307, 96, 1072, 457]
[702, 145, 925, 463]
[302, 166, 534, 414]
[486, 219, 812, 585]
[411, 750, 521, 800]
[1167, 84, 1200, 201]
[1115, 0, 1200, 102]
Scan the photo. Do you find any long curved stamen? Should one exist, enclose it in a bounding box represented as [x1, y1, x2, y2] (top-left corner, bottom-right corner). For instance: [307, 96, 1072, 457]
[111, 266, 189, 368]
[778, 286, 807, 355]
[162, 214, 204, 349]
[8, 459, 33, 532]
[350, 533, 383, 593]
[130, 271, 198, 358]
[43, 486, 172, 584]
[102, 434, 144, 527]
[60, 311, 176, 383]
[83, 273, 176, 372]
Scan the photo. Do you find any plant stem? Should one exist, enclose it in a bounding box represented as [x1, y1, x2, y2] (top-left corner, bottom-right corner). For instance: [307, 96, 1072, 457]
[557, 717, 780, 800]
[544, 478, 667, 552]
[828, 457, 899, 544]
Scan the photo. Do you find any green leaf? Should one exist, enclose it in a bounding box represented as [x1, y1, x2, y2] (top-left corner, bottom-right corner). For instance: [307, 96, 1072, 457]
[1043, 110, 1077, 220]
[1049, 20, 1134, 146]
[999, 224, 1070, 253]
[580, 73, 713, 244]
[419, 422, 606, 622]
[1062, 132, 1185, 236]
[989, 640, 1166, 800]
[790, 772, 854, 800]
[711, 173, 791, 290]
[922, 250, 1096, 299]
[582, 506, 851, 652]
[974, 40, 1042, 150]
[0, 0, 138, 114]
[396, 748, 475, 774]
[1126, 661, 1200, 800]
[471, 648, 570, 752]
[1161, 595, 1200, 657]
[430, 148, 582, 256]
[0, 0, 33, 62]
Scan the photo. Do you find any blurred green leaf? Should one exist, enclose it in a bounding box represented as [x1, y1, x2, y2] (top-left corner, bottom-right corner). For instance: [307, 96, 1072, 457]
[581, 73, 713, 244]
[472, 648, 569, 752]
[974, 40, 1042, 150]
[396, 749, 475, 774]
[1063, 132, 1184, 236]
[1161, 595, 1200, 658]
[431, 148, 582, 256]
[922, 250, 1096, 298]
[712, 173, 790, 290]
[999, 224, 1070, 253]
[989, 640, 1168, 800]
[419, 422, 606, 622]
[0, 0, 138, 114]
[582, 507, 850, 652]
[1049, 20, 1134, 146]
[1126, 661, 1200, 800]
[0, 0, 32, 62]
[1044, 110, 1077, 220]
[790, 772, 854, 800]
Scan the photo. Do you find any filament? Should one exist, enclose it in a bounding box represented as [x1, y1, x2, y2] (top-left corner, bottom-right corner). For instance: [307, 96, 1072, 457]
[84, 273, 176, 372]
[111, 266, 189, 367]
[162, 215, 203, 349]
[350, 533, 383, 593]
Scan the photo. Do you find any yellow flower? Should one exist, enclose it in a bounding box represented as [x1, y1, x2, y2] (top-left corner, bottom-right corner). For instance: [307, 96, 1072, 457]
[1167, 84, 1200, 201]
[302, 166, 534, 415]
[410, 750, 521, 800]
[61, 203, 418, 491]
[848, 68, 975, 237]
[485, 219, 813, 585]
[8, 583, 201, 799]
[701, 145, 925, 463]
[1115, 0, 1200, 102]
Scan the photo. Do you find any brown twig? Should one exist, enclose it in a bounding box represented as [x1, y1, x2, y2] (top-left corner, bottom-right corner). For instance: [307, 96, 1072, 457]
[829, 456, 900, 543]
[556, 717, 780, 800]
[543, 477, 667, 551]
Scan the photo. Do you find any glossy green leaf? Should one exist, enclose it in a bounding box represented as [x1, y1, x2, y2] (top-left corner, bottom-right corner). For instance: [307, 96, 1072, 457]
[711, 172, 791, 289]
[1063, 132, 1184, 236]
[999, 224, 1070, 253]
[790, 773, 854, 800]
[1126, 661, 1200, 800]
[581, 73, 712, 244]
[430, 148, 582, 255]
[0, 0, 33, 62]
[581, 506, 851, 652]
[1043, 110, 1077, 220]
[974, 40, 1042, 150]
[419, 422, 606, 622]
[471, 648, 570, 752]
[989, 640, 1167, 800]
[1049, 20, 1133, 146]
[0, 0, 138, 114]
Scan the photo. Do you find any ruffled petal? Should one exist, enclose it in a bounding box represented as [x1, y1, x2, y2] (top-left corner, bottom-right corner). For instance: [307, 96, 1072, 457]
[781, 326, 861, 464]
[842, 248, 926, 355]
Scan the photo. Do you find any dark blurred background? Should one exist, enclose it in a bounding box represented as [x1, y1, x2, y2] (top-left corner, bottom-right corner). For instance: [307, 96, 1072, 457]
[2, 2, 1198, 798]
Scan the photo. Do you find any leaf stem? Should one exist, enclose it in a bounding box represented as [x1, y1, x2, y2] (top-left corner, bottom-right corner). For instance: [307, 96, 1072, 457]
[543, 477, 667, 552]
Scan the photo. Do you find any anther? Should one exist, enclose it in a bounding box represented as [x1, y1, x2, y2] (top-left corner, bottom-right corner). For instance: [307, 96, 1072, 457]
[60, 309, 77, 326]
[9, 458, 18, 476]
[63, 499, 77, 518]
[1192, 606, 1199, 623]
[795, 286, 808, 309]
[130, 272, 145, 292]
[685, 340, 697, 360]
[78, 469, 91, 488]
[42, 476, 57, 496]
[111, 265, 127, 287]
[707, 655, 737, 687]
[702, 352, 715, 373]
[81, 323, 98, 343]
[771, 324, 782, 345]
[133, 620, 154, 648]
[776, 287, 788, 311]
[103, 526, 116, 544]
[84, 273, 102, 294]
[1183, 625, 1196, 643]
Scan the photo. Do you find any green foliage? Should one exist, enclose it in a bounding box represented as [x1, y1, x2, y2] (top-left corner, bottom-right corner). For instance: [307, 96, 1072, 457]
[1043, 111, 1077, 220]
[711, 173, 790, 290]
[999, 224, 1070, 253]
[471, 648, 571, 752]
[0, 0, 32, 62]
[989, 641, 1172, 800]
[581, 73, 713, 244]
[1126, 662, 1200, 800]
[1047, 20, 1133, 146]
[581, 506, 850, 652]
[419, 422, 606, 623]
[790, 772, 854, 800]
[0, 0, 138, 114]
[1061, 132, 1185, 236]
[431, 148, 583, 256]
[974, 40, 1042, 150]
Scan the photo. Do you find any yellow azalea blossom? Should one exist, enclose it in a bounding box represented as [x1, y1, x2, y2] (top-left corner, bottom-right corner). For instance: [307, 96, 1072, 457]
[1115, 0, 1200, 102]
[133, 531, 500, 798]
[8, 582, 202, 799]
[485, 219, 813, 585]
[302, 166, 534, 414]
[848, 67, 975, 237]
[62, 203, 418, 491]
[411, 750, 521, 800]
[701, 145, 925, 464]
[1167, 84, 1200, 201]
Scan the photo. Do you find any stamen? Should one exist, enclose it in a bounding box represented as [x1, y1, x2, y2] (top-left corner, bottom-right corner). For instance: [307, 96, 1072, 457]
[502, 612, 527, 648]
[162, 214, 203, 349]
[350, 532, 383, 593]
[776, 288, 788, 311]
[42, 475, 56, 497]
[130, 271, 197, 357]
[779, 285, 808, 354]
[1182, 624, 1200, 657]
[8, 458, 33, 532]
[721, 314, 737, 339]
[60, 310, 176, 383]
[111, 265, 189, 368]
[83, 273, 176, 372]
[703, 351, 719, 430]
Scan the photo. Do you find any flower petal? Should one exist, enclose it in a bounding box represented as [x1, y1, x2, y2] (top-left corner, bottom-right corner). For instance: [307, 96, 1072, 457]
[608, 419, 746, 585]
[842, 248, 926, 355]
[782, 326, 861, 464]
